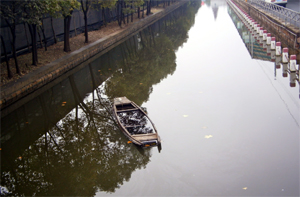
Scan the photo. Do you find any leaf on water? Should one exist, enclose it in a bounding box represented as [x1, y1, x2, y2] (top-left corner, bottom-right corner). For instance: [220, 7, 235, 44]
[108, 68, 111, 70]
[98, 70, 101, 72]
[61, 104, 65, 106]
[62, 101, 67, 104]
[204, 135, 213, 139]
[243, 187, 247, 190]
[18, 156, 22, 160]
[0, 148, 2, 151]
[25, 122, 29, 124]
[183, 115, 188, 118]
[140, 83, 143, 85]
[127, 141, 132, 144]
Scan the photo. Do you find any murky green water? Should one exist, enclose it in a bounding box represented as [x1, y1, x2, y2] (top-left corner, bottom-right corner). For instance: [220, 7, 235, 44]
[1, 1, 299, 196]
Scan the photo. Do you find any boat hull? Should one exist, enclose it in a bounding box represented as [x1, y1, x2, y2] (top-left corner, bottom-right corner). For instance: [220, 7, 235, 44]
[113, 97, 161, 147]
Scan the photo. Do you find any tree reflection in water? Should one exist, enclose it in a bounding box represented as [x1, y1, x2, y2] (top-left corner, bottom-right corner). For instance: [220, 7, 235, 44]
[1, 1, 201, 196]
[2, 92, 152, 196]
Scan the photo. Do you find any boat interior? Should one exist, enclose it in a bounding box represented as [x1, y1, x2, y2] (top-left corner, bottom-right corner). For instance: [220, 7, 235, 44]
[116, 103, 136, 111]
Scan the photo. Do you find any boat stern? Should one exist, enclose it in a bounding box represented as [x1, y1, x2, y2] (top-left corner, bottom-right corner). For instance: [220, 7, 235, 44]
[141, 139, 159, 147]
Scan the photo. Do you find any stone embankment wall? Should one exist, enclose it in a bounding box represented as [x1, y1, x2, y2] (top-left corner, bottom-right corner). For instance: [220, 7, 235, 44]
[233, 0, 300, 60]
[0, 1, 187, 110]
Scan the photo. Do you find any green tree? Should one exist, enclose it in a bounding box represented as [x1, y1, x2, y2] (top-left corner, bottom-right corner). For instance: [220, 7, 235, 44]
[80, 0, 117, 43]
[97, 0, 117, 27]
[123, 0, 144, 23]
[57, 0, 81, 52]
[21, 0, 60, 66]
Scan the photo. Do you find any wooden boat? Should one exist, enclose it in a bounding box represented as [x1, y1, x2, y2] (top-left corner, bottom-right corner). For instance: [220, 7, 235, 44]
[113, 97, 161, 147]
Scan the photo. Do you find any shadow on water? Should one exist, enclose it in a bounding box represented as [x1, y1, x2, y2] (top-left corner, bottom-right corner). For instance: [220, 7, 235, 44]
[1, 1, 201, 196]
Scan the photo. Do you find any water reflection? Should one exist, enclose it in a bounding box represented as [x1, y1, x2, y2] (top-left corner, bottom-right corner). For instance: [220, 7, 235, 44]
[211, 0, 227, 20]
[228, 5, 300, 93]
[1, 1, 200, 196]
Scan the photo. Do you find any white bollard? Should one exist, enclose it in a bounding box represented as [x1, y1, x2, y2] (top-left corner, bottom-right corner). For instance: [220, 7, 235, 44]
[263, 30, 267, 40]
[271, 50, 275, 62]
[266, 33, 271, 45]
[249, 18, 253, 24]
[276, 42, 281, 56]
[248, 17, 251, 24]
[290, 72, 296, 87]
[275, 56, 281, 68]
[289, 55, 297, 72]
[282, 48, 289, 63]
[263, 42, 267, 50]
[271, 37, 276, 49]
[267, 45, 271, 56]
[256, 24, 260, 32]
[259, 27, 264, 37]
[253, 23, 257, 32]
[282, 63, 288, 77]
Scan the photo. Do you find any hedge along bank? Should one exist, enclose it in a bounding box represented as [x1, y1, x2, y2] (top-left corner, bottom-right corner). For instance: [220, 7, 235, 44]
[0, 1, 188, 110]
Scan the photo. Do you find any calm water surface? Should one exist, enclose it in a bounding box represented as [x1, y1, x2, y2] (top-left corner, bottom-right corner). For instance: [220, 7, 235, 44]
[1, 2, 299, 196]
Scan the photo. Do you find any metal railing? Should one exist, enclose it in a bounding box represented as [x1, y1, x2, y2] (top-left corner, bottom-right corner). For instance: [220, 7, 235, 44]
[247, 0, 300, 29]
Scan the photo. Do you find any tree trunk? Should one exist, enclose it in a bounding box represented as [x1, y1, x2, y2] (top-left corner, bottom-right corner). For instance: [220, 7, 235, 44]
[41, 21, 47, 51]
[5, 19, 20, 74]
[138, 7, 140, 18]
[127, 4, 129, 24]
[50, 17, 57, 44]
[29, 24, 38, 66]
[11, 29, 20, 74]
[122, 1, 126, 25]
[102, 7, 106, 27]
[147, 0, 152, 15]
[117, 1, 122, 27]
[73, 16, 77, 36]
[1, 35, 13, 78]
[131, 4, 133, 22]
[64, 14, 72, 52]
[82, 0, 89, 43]
[84, 13, 88, 43]
[28, 24, 38, 66]
[24, 23, 31, 52]
[37, 26, 43, 48]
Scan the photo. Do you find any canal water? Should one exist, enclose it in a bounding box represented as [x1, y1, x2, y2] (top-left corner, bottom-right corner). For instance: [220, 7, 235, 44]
[1, 1, 299, 196]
